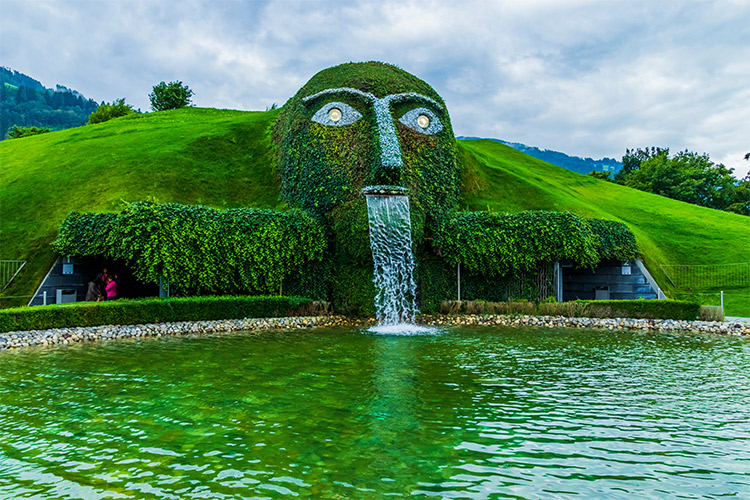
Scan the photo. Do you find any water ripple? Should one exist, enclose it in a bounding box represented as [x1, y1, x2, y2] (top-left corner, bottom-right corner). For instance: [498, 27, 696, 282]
[0, 326, 747, 498]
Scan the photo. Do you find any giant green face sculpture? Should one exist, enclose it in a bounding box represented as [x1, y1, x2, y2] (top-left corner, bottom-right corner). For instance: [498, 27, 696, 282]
[274, 62, 460, 218]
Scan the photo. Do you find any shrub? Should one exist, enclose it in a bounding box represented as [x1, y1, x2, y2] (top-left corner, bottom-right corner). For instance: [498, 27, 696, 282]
[587, 170, 612, 181]
[440, 300, 537, 316]
[149, 81, 193, 111]
[6, 125, 52, 139]
[87, 98, 136, 124]
[0, 295, 327, 333]
[589, 219, 638, 261]
[699, 305, 725, 322]
[538, 301, 582, 317]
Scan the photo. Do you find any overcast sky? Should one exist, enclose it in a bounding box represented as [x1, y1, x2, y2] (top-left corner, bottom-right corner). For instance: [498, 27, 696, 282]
[2, 0, 749, 176]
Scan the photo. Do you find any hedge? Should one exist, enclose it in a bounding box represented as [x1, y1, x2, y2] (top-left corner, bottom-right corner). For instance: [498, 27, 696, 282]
[53, 202, 326, 295]
[441, 299, 701, 321]
[1, 296, 704, 333]
[0, 296, 320, 333]
[582, 299, 700, 320]
[433, 211, 638, 276]
[588, 218, 638, 261]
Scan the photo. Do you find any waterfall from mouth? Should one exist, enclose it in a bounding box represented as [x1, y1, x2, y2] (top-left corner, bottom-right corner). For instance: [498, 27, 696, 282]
[364, 193, 419, 326]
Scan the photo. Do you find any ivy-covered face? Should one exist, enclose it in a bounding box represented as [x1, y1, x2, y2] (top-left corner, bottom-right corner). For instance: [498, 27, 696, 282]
[274, 62, 460, 217]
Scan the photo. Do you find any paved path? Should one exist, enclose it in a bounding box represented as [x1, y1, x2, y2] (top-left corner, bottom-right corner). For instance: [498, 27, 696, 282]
[725, 316, 749, 324]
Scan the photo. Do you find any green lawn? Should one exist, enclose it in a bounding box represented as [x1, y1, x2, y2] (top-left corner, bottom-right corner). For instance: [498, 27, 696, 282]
[457, 140, 750, 315]
[2, 110, 748, 315]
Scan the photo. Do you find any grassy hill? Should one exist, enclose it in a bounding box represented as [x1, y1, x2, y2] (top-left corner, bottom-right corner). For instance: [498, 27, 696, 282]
[1, 108, 283, 306]
[1, 108, 748, 314]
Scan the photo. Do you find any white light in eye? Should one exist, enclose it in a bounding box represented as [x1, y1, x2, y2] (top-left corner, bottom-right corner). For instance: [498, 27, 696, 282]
[417, 114, 430, 129]
[328, 108, 342, 122]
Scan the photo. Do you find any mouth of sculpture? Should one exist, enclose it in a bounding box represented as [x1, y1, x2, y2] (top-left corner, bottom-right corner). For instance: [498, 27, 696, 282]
[360, 185, 409, 197]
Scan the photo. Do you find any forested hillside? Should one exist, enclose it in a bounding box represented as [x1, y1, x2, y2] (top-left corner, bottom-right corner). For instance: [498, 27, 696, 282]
[0, 67, 98, 139]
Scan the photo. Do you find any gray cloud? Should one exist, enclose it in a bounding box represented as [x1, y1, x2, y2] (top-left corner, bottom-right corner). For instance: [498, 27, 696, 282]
[2, 0, 748, 175]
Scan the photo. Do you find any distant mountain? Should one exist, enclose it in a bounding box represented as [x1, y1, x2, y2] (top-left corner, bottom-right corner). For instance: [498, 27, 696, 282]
[457, 137, 622, 175]
[0, 68, 45, 91]
[0, 67, 98, 139]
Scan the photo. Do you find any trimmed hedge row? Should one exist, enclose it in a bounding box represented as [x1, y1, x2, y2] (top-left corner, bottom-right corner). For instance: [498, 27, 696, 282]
[0, 296, 319, 333]
[441, 299, 702, 321]
[0, 296, 705, 333]
[583, 299, 701, 321]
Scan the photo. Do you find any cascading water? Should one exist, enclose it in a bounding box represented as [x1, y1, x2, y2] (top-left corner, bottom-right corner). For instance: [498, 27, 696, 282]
[363, 186, 431, 334]
[365, 193, 418, 324]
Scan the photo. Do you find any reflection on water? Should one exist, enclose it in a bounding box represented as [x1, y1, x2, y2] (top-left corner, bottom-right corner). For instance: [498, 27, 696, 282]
[0, 327, 748, 499]
[367, 323, 437, 335]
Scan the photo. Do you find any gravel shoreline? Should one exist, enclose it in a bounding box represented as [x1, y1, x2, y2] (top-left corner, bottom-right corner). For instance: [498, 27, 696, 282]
[418, 314, 750, 336]
[1, 314, 747, 350]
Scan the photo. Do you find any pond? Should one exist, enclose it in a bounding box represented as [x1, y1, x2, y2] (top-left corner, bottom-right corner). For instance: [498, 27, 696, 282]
[0, 326, 748, 499]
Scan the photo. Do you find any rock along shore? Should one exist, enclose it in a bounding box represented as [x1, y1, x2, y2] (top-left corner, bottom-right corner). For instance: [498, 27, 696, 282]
[0, 314, 747, 350]
[417, 314, 750, 336]
[0, 316, 370, 350]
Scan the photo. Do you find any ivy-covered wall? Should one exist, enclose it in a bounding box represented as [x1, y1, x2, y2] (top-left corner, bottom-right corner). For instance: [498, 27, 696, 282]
[53, 202, 326, 296]
[433, 211, 637, 276]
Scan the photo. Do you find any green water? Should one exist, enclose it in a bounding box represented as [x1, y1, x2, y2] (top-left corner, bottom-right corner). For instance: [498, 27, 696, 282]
[0, 327, 748, 499]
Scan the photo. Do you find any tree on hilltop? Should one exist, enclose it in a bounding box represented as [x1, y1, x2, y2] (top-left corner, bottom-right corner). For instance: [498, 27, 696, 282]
[149, 81, 194, 111]
[87, 98, 136, 124]
[614, 146, 668, 184]
[616, 147, 748, 215]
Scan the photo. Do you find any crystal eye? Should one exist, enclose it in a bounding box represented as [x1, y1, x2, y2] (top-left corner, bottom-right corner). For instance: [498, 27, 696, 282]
[399, 107, 442, 135]
[311, 101, 362, 127]
[328, 108, 342, 122]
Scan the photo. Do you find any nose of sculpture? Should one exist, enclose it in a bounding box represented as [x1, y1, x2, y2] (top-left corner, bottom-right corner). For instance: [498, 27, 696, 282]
[372, 97, 404, 186]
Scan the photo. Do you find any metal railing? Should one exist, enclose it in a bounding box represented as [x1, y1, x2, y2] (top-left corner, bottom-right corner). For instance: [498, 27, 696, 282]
[660, 262, 750, 289]
[1, 260, 26, 290]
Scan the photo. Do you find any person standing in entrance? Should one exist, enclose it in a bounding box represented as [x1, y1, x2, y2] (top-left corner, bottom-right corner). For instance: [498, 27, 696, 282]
[95, 267, 108, 296]
[105, 276, 117, 300]
[85, 281, 103, 301]
[113, 272, 123, 299]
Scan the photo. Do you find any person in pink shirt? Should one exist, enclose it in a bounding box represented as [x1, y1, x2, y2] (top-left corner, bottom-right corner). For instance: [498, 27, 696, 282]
[105, 276, 117, 300]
